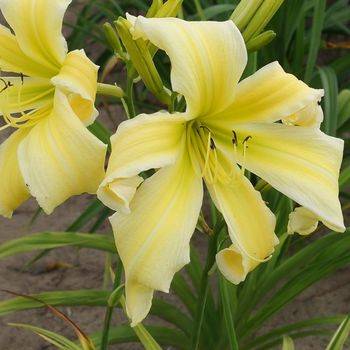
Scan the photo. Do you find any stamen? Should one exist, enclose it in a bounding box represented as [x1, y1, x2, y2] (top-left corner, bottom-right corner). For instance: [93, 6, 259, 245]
[0, 78, 10, 93]
[201, 130, 213, 182]
[241, 135, 252, 176]
[188, 123, 234, 185]
[0, 76, 53, 131]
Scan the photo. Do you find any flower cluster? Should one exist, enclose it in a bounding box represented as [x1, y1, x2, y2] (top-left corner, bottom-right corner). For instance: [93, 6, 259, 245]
[0, 0, 344, 327]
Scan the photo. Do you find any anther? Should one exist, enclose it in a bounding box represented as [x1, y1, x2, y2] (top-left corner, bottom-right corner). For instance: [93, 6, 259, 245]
[242, 135, 252, 145]
[0, 78, 9, 93]
[232, 130, 238, 146]
[210, 138, 216, 150]
[199, 125, 212, 133]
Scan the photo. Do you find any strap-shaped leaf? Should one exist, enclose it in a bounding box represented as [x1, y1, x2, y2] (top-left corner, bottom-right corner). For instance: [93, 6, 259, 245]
[90, 324, 190, 350]
[326, 315, 350, 350]
[0, 290, 192, 335]
[8, 323, 81, 350]
[0, 232, 116, 259]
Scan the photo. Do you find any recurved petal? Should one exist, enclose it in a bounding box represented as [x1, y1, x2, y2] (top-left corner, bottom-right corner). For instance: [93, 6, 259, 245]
[0, 129, 30, 218]
[110, 148, 203, 325]
[130, 15, 247, 118]
[221, 123, 344, 232]
[51, 50, 99, 125]
[0, 25, 53, 77]
[0, 77, 53, 115]
[204, 62, 323, 125]
[0, 0, 70, 72]
[283, 101, 324, 128]
[18, 89, 107, 214]
[97, 111, 186, 213]
[216, 245, 259, 284]
[288, 207, 319, 236]
[206, 154, 278, 263]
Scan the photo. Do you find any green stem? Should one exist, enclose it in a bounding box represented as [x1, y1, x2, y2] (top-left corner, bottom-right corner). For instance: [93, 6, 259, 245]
[100, 277, 120, 350]
[122, 65, 137, 119]
[192, 219, 225, 350]
[97, 83, 124, 99]
[193, 0, 206, 20]
[100, 257, 123, 350]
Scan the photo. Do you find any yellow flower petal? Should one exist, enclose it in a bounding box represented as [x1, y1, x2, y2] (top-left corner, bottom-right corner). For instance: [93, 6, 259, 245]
[98, 112, 186, 212]
[0, 0, 70, 72]
[204, 62, 323, 125]
[216, 245, 259, 284]
[283, 101, 324, 128]
[110, 148, 203, 325]
[0, 25, 52, 77]
[124, 281, 153, 327]
[0, 129, 30, 218]
[288, 207, 319, 236]
[218, 123, 344, 232]
[206, 155, 277, 262]
[17, 90, 107, 214]
[51, 50, 99, 125]
[130, 16, 247, 118]
[0, 77, 53, 115]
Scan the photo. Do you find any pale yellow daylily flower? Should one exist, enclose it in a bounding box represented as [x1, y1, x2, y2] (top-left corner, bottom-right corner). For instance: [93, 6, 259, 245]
[0, 0, 107, 217]
[98, 16, 344, 325]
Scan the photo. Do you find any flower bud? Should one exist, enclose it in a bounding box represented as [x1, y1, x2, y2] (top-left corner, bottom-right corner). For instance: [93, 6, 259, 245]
[116, 17, 171, 105]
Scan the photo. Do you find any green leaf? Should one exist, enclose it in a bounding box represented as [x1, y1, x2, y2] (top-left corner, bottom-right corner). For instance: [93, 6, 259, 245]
[326, 315, 350, 350]
[304, 0, 326, 83]
[171, 273, 197, 315]
[282, 336, 295, 350]
[133, 323, 163, 350]
[254, 330, 332, 350]
[0, 232, 116, 260]
[68, 200, 105, 232]
[319, 66, 339, 136]
[238, 231, 350, 338]
[186, 246, 203, 292]
[87, 121, 112, 148]
[338, 90, 350, 128]
[339, 165, 350, 190]
[244, 316, 344, 349]
[219, 275, 239, 350]
[0, 290, 110, 316]
[8, 323, 81, 350]
[0, 290, 192, 336]
[90, 325, 190, 350]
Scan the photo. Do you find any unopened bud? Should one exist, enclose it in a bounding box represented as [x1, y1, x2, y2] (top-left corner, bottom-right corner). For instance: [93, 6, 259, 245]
[116, 17, 171, 105]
